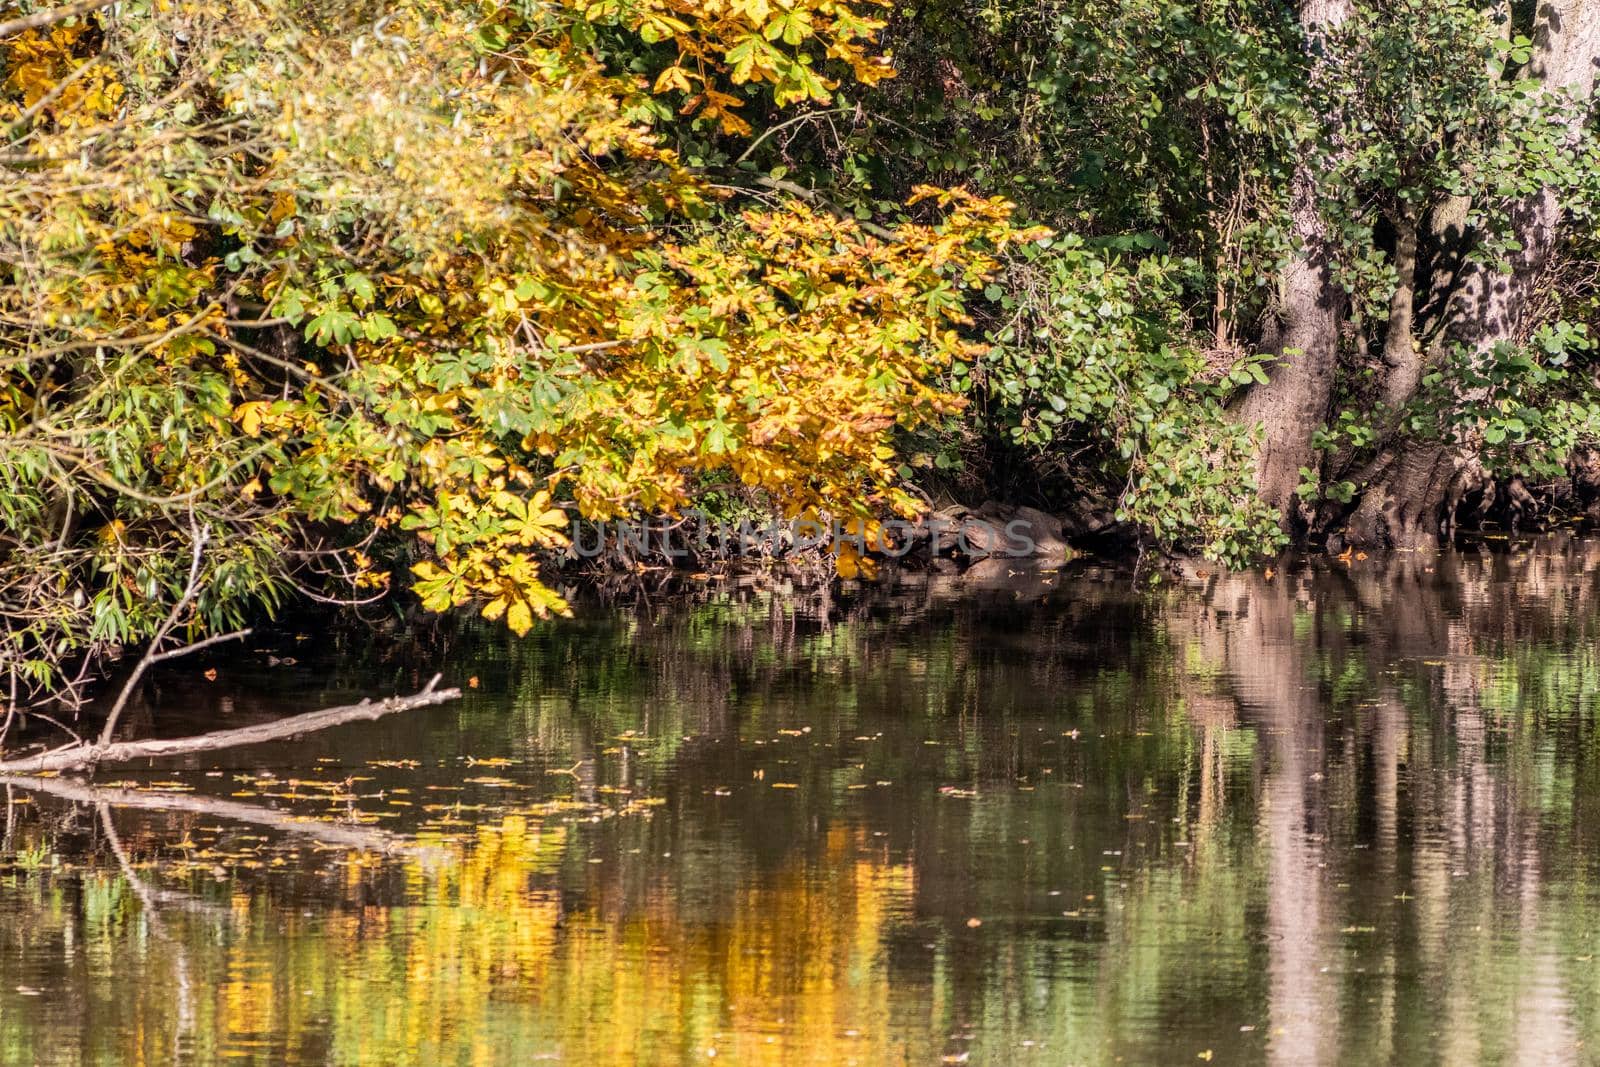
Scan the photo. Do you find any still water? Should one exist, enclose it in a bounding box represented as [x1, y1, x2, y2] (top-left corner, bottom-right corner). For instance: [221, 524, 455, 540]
[2, 541, 1600, 1065]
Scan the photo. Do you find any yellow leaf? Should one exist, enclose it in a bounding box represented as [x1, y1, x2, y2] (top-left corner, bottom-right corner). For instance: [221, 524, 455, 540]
[653, 65, 693, 94]
[232, 401, 270, 436]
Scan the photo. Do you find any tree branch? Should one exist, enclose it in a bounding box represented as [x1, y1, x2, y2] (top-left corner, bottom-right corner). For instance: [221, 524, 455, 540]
[96, 516, 209, 751]
[0, 0, 116, 39]
[0, 674, 460, 773]
[147, 627, 251, 665]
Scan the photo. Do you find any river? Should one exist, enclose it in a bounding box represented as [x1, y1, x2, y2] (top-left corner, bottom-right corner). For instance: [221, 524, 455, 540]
[0, 539, 1597, 1064]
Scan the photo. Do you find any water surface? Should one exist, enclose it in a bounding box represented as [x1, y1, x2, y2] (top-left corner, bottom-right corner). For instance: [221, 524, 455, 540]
[3, 541, 1600, 1065]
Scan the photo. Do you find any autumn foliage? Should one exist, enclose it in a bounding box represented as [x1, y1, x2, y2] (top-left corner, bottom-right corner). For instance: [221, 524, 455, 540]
[0, 0, 1036, 699]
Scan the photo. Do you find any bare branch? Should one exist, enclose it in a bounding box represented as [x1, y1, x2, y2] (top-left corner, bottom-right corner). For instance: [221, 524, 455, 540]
[96, 516, 209, 750]
[0, 674, 459, 773]
[147, 627, 251, 665]
[0, 0, 115, 39]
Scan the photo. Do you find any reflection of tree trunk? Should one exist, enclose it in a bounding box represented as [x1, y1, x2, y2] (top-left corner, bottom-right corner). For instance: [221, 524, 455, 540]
[1207, 572, 1338, 1066]
[1367, 692, 1404, 1063]
[1171, 579, 1241, 856]
[1196, 724, 1226, 851]
[1261, 727, 1333, 1067]
[1393, 556, 1578, 1064]
[1174, 554, 1600, 1061]
[1372, 694, 1402, 860]
[1511, 823, 1577, 1066]
[1236, 0, 1351, 526]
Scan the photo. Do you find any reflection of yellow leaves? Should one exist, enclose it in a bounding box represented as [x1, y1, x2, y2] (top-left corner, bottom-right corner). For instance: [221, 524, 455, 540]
[835, 544, 878, 581]
[27, 787, 935, 1067]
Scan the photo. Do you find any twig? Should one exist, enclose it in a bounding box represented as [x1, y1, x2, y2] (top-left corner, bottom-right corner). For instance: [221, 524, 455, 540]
[748, 176, 898, 241]
[25, 710, 83, 746]
[97, 516, 209, 751]
[0, 0, 115, 38]
[97, 799, 202, 1041]
[147, 627, 251, 665]
[0, 674, 15, 752]
[557, 340, 625, 355]
[734, 106, 853, 165]
[206, 331, 357, 402]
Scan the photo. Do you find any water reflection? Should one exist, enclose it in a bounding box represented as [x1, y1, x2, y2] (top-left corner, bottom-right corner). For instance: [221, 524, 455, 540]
[3, 539, 1600, 1064]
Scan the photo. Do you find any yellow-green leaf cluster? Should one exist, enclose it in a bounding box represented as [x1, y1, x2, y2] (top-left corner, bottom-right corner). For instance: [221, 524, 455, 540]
[0, 0, 1036, 695]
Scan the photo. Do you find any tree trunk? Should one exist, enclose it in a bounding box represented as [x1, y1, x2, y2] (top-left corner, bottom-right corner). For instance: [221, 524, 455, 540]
[1343, 445, 1461, 549]
[1380, 208, 1423, 409]
[1236, 0, 1353, 529]
[1343, 0, 1600, 548]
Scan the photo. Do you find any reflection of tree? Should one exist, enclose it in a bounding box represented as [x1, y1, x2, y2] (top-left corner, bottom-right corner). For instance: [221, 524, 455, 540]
[1176, 541, 1600, 1065]
[1197, 570, 1339, 1066]
[2, 547, 1600, 1062]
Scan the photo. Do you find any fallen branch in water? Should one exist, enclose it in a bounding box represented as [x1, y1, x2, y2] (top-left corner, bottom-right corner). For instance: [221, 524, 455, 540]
[7, 774, 441, 856]
[0, 673, 460, 774]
